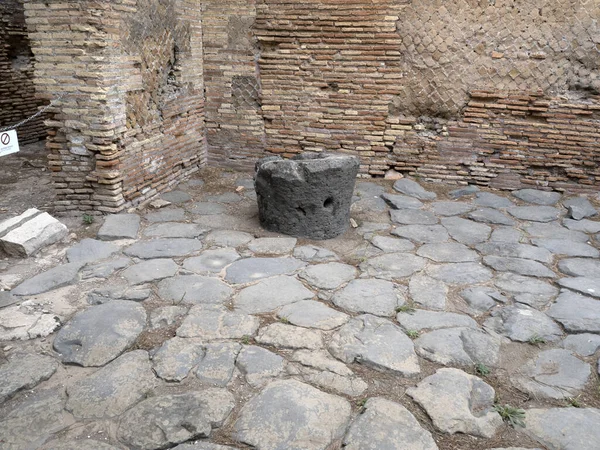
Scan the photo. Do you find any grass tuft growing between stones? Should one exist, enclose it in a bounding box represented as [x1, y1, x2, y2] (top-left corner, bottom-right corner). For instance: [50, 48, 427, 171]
[82, 213, 94, 225]
[475, 362, 491, 377]
[494, 404, 526, 428]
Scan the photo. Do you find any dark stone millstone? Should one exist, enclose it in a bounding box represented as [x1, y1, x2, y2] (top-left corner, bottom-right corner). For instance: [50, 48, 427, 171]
[254, 153, 359, 240]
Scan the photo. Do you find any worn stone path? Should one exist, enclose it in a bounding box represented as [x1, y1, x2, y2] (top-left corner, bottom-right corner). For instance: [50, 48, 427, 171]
[1, 172, 600, 450]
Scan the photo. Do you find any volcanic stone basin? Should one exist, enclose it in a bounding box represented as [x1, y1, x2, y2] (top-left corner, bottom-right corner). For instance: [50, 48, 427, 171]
[255, 153, 360, 240]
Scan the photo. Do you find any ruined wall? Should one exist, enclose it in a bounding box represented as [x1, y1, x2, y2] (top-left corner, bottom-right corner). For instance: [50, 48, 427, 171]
[0, 0, 46, 143]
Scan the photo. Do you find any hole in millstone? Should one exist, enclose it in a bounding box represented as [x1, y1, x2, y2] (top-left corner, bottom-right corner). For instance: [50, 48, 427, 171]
[323, 197, 334, 208]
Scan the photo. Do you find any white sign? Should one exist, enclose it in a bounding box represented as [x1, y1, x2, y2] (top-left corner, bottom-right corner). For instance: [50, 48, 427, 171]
[0, 130, 19, 157]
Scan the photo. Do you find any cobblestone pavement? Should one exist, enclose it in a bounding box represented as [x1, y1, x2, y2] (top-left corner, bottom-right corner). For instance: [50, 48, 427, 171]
[1, 170, 600, 450]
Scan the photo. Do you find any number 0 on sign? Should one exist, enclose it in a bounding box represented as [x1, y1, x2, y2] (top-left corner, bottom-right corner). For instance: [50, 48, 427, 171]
[0, 130, 20, 157]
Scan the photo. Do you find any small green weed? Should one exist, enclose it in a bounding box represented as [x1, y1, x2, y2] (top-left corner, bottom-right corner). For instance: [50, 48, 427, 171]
[279, 317, 290, 324]
[405, 329, 419, 339]
[82, 214, 94, 225]
[355, 398, 368, 409]
[494, 404, 526, 428]
[395, 304, 416, 314]
[475, 363, 491, 377]
[241, 335, 251, 345]
[567, 395, 583, 408]
[528, 335, 546, 346]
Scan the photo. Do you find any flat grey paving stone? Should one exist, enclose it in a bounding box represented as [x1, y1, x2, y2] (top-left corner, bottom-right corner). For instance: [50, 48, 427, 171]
[483, 256, 555, 278]
[66, 238, 119, 265]
[161, 190, 192, 203]
[118, 389, 235, 450]
[299, 262, 357, 290]
[173, 444, 238, 450]
[508, 206, 561, 222]
[525, 222, 589, 242]
[407, 368, 502, 438]
[468, 208, 515, 225]
[225, 257, 306, 284]
[513, 349, 591, 400]
[150, 305, 188, 329]
[0, 290, 18, 308]
[431, 201, 474, 216]
[370, 235, 415, 253]
[547, 290, 600, 333]
[204, 192, 243, 204]
[145, 207, 186, 223]
[390, 209, 438, 225]
[417, 242, 479, 263]
[381, 193, 424, 210]
[561, 333, 600, 356]
[332, 278, 404, 316]
[531, 238, 599, 258]
[441, 216, 491, 244]
[558, 277, 600, 298]
[563, 218, 600, 233]
[392, 224, 449, 243]
[494, 273, 559, 298]
[204, 230, 254, 247]
[0, 388, 71, 450]
[415, 327, 500, 367]
[460, 287, 507, 314]
[152, 337, 205, 382]
[121, 258, 179, 285]
[353, 195, 388, 212]
[355, 221, 391, 237]
[475, 192, 515, 208]
[97, 214, 140, 240]
[278, 300, 349, 330]
[256, 323, 323, 350]
[290, 349, 354, 377]
[81, 256, 130, 279]
[343, 397, 438, 450]
[233, 379, 352, 450]
[235, 275, 314, 314]
[476, 242, 553, 263]
[236, 345, 285, 388]
[12, 261, 83, 296]
[125, 238, 203, 259]
[177, 304, 259, 340]
[563, 196, 597, 220]
[183, 248, 240, 274]
[513, 189, 562, 206]
[359, 252, 425, 280]
[189, 202, 228, 215]
[158, 275, 233, 304]
[292, 365, 368, 399]
[329, 314, 420, 376]
[195, 342, 241, 386]
[66, 350, 156, 419]
[393, 178, 437, 200]
[143, 222, 209, 239]
[396, 310, 477, 332]
[0, 353, 58, 404]
[247, 237, 297, 255]
[523, 408, 600, 450]
[0, 305, 61, 341]
[293, 244, 339, 262]
[53, 300, 146, 366]
[449, 185, 479, 199]
[483, 304, 562, 343]
[46, 440, 121, 450]
[426, 262, 492, 284]
[87, 286, 151, 304]
[490, 226, 524, 243]
[409, 273, 447, 310]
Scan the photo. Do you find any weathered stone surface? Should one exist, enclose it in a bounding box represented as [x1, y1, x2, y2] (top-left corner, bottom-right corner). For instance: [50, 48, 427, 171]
[329, 314, 420, 376]
[299, 262, 357, 290]
[523, 408, 600, 450]
[0, 210, 68, 257]
[397, 310, 477, 331]
[66, 350, 156, 419]
[483, 256, 555, 278]
[355, 221, 390, 236]
[150, 305, 188, 329]
[431, 201, 474, 216]
[183, 248, 240, 274]
[558, 277, 600, 298]
[278, 300, 349, 330]
[360, 252, 425, 280]
[508, 206, 561, 222]
[152, 337, 205, 382]
[144, 222, 209, 239]
[235, 275, 314, 313]
[81, 256, 130, 279]
[158, 275, 233, 304]
[45, 440, 122, 450]
[0, 305, 60, 340]
[460, 287, 506, 313]
[407, 368, 502, 438]
[513, 189, 562, 206]
[475, 192, 515, 208]
[195, 343, 241, 386]
[145, 208, 186, 223]
[393, 178, 436, 200]
[53, 300, 146, 366]
[121, 258, 179, 284]
[118, 390, 234, 449]
[513, 349, 591, 399]
[531, 238, 599, 257]
[468, 208, 515, 225]
[248, 237, 297, 255]
[0, 290, 18, 309]
[426, 263, 492, 284]
[173, 444, 238, 450]
[526, 222, 589, 242]
[494, 273, 559, 298]
[343, 397, 438, 450]
[233, 379, 352, 450]
[333, 278, 403, 316]
[563, 197, 597, 220]
[177, 305, 259, 339]
[293, 245, 339, 262]
[476, 242, 553, 263]
[205, 192, 243, 204]
[449, 185, 479, 199]
[189, 202, 228, 215]
[97, 214, 140, 240]
[381, 193, 424, 210]
[236, 345, 285, 388]
[417, 242, 479, 263]
[392, 224, 449, 243]
[563, 218, 600, 233]
[561, 333, 600, 356]
[87, 286, 151, 304]
[390, 209, 438, 225]
[161, 190, 192, 203]
[125, 238, 203, 259]
[294, 366, 368, 397]
[547, 290, 600, 333]
[490, 226, 523, 243]
[0, 353, 58, 404]
[225, 257, 306, 284]
[370, 235, 415, 253]
[484, 304, 562, 342]
[66, 238, 119, 265]
[441, 216, 491, 244]
[409, 273, 448, 310]
[256, 323, 323, 350]
[12, 262, 82, 296]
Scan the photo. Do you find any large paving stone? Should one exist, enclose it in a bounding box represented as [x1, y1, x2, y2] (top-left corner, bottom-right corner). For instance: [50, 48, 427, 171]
[392, 224, 449, 243]
[558, 277, 600, 298]
[513, 349, 591, 400]
[87, 286, 151, 304]
[299, 262, 357, 290]
[118, 390, 234, 449]
[407, 368, 502, 438]
[547, 290, 600, 333]
[66, 238, 119, 265]
[396, 310, 477, 332]
[483, 256, 555, 278]
[558, 258, 600, 277]
[158, 275, 233, 304]
[125, 238, 203, 259]
[393, 178, 436, 200]
[81, 256, 130, 279]
[343, 397, 438, 450]
[441, 217, 491, 244]
[45, 440, 122, 450]
[381, 193, 424, 210]
[143, 222, 209, 239]
[426, 262, 492, 284]
[329, 314, 420, 376]
[332, 278, 404, 316]
[121, 258, 179, 284]
[468, 208, 515, 225]
[293, 245, 339, 262]
[359, 252, 426, 280]
[235, 275, 314, 313]
[484, 304, 562, 343]
[53, 300, 146, 366]
[145, 207, 186, 222]
[563, 197, 597, 220]
[151, 337, 205, 382]
[460, 287, 507, 314]
[233, 379, 352, 450]
[97, 214, 140, 240]
[205, 230, 254, 247]
[494, 272, 559, 297]
[0, 305, 61, 340]
[236, 345, 285, 388]
[475, 192, 515, 208]
[513, 189, 562, 205]
[523, 408, 600, 450]
[225, 257, 306, 284]
[508, 206, 561, 222]
[0, 290, 18, 309]
[195, 342, 241, 386]
[278, 300, 349, 330]
[449, 185, 479, 199]
[370, 235, 415, 253]
[561, 333, 600, 357]
[177, 305, 260, 340]
[256, 323, 323, 350]
[531, 238, 599, 257]
[292, 365, 368, 398]
[409, 273, 447, 310]
[476, 242, 553, 263]
[490, 226, 524, 243]
[525, 222, 589, 242]
[150, 305, 188, 329]
[0, 353, 58, 404]
[183, 248, 240, 274]
[390, 209, 438, 225]
[248, 237, 297, 255]
[189, 202, 230, 216]
[12, 262, 83, 296]
[563, 218, 600, 233]
[161, 190, 192, 203]
[66, 350, 156, 419]
[205, 192, 243, 204]
[431, 201, 474, 216]
[172, 444, 238, 450]
[417, 242, 479, 263]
